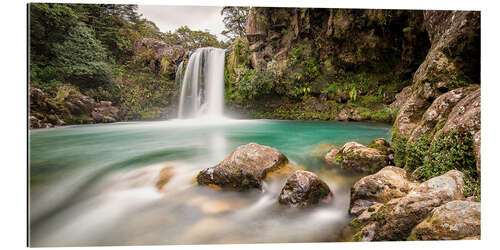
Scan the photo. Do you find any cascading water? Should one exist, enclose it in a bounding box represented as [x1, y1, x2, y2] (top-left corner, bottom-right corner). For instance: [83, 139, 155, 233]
[177, 47, 226, 119]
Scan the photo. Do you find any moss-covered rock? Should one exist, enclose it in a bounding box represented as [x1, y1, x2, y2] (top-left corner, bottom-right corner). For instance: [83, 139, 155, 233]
[343, 169, 466, 241]
[349, 166, 417, 215]
[278, 170, 332, 208]
[408, 200, 480, 240]
[336, 141, 392, 173]
[197, 143, 289, 191]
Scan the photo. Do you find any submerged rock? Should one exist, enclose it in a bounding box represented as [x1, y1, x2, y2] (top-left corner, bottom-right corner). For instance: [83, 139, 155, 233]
[156, 165, 174, 190]
[197, 143, 289, 191]
[409, 200, 480, 240]
[278, 170, 332, 208]
[336, 140, 393, 173]
[324, 145, 341, 165]
[349, 166, 417, 215]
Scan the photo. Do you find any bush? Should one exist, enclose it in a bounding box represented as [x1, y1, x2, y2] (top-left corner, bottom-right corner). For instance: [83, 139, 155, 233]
[404, 135, 431, 173]
[414, 130, 479, 199]
[235, 67, 274, 101]
[52, 22, 114, 88]
[391, 130, 408, 168]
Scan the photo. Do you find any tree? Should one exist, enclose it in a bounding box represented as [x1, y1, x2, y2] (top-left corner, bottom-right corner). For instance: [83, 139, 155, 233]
[163, 26, 228, 50]
[52, 22, 113, 88]
[220, 7, 250, 40]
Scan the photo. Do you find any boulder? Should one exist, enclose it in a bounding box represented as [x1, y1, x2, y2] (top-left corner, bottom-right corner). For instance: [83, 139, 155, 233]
[349, 166, 417, 215]
[278, 170, 332, 208]
[337, 141, 392, 173]
[197, 143, 289, 191]
[368, 170, 465, 241]
[409, 200, 480, 240]
[324, 145, 341, 165]
[368, 138, 393, 155]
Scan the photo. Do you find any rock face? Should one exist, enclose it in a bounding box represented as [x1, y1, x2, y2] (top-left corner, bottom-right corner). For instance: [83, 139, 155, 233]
[407, 86, 477, 143]
[349, 166, 417, 215]
[344, 169, 468, 241]
[133, 38, 185, 76]
[392, 10, 480, 139]
[29, 87, 122, 129]
[409, 200, 480, 240]
[197, 143, 289, 191]
[278, 170, 332, 208]
[246, 8, 429, 72]
[336, 139, 393, 173]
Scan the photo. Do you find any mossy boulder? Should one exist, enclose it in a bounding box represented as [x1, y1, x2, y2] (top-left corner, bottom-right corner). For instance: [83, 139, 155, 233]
[408, 200, 480, 240]
[336, 140, 393, 173]
[349, 166, 417, 215]
[197, 143, 289, 191]
[278, 170, 332, 208]
[343, 170, 465, 241]
[324, 145, 341, 165]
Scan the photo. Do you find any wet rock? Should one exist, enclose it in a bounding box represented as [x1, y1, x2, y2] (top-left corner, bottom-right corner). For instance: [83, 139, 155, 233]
[156, 165, 174, 190]
[197, 143, 289, 191]
[409, 200, 480, 240]
[337, 142, 392, 173]
[29, 116, 41, 129]
[368, 138, 393, 155]
[349, 166, 417, 215]
[370, 170, 465, 241]
[278, 170, 332, 208]
[324, 145, 341, 165]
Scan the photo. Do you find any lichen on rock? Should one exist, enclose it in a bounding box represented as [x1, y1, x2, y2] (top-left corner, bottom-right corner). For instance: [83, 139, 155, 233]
[197, 143, 289, 191]
[278, 170, 332, 208]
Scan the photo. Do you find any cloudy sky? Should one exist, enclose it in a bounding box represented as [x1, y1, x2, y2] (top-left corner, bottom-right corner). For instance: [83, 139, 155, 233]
[137, 5, 226, 41]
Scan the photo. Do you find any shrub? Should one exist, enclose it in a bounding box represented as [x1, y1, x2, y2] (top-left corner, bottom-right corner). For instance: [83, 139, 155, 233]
[391, 129, 408, 168]
[414, 130, 479, 199]
[52, 22, 114, 88]
[404, 135, 431, 173]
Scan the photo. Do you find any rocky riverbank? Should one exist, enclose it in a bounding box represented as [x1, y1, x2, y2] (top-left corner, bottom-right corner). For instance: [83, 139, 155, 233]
[141, 140, 481, 241]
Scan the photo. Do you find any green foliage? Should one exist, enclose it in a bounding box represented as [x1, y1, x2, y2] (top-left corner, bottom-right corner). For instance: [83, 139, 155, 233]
[404, 135, 431, 173]
[391, 130, 409, 168]
[372, 108, 396, 123]
[349, 87, 358, 102]
[220, 7, 250, 41]
[163, 26, 228, 50]
[416, 130, 476, 178]
[234, 67, 274, 101]
[398, 130, 480, 199]
[52, 22, 114, 88]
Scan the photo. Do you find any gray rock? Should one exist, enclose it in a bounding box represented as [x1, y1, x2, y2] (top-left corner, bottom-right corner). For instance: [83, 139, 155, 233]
[409, 200, 480, 240]
[278, 170, 332, 208]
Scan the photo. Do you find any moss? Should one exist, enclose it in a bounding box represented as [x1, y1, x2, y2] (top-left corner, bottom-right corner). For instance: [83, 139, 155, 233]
[391, 130, 409, 168]
[404, 135, 431, 173]
[352, 231, 363, 242]
[411, 129, 480, 199]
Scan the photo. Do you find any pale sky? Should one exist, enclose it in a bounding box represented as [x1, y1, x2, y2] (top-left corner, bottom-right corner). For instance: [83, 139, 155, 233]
[137, 5, 227, 41]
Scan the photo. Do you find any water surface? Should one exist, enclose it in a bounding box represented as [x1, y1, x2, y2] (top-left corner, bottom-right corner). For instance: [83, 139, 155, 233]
[29, 119, 391, 246]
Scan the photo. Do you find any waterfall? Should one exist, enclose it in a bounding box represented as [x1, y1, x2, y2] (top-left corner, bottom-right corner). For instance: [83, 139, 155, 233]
[177, 47, 225, 119]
